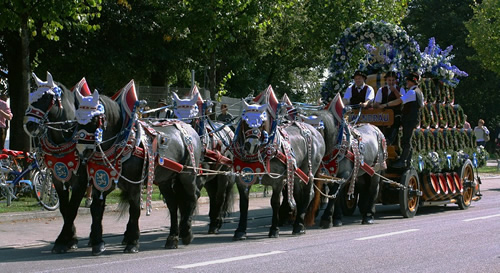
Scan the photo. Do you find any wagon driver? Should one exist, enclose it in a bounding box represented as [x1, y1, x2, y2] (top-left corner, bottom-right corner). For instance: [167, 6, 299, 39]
[343, 70, 374, 108]
[378, 72, 424, 168]
[373, 71, 405, 144]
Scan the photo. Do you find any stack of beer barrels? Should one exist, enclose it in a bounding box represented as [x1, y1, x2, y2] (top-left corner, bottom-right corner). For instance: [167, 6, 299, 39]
[392, 78, 486, 201]
[394, 78, 482, 171]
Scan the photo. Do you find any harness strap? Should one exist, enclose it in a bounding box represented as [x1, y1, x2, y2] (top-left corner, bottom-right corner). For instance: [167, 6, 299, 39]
[279, 127, 296, 209]
[204, 149, 232, 166]
[275, 151, 309, 183]
[174, 122, 197, 174]
[145, 135, 156, 216]
[347, 138, 361, 195]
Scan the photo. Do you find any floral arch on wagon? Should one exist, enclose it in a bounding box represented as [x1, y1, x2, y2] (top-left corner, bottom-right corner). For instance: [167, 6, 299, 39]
[320, 20, 486, 171]
[321, 20, 422, 102]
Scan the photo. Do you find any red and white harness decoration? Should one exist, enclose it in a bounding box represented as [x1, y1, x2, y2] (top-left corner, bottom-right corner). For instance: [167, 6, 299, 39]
[34, 77, 91, 183]
[41, 138, 80, 182]
[85, 126, 143, 193]
[320, 124, 387, 195]
[232, 121, 312, 209]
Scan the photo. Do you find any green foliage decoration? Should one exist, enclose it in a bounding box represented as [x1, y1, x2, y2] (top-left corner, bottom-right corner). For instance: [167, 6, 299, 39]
[437, 104, 448, 128]
[420, 106, 430, 129]
[445, 104, 456, 128]
[453, 105, 465, 128]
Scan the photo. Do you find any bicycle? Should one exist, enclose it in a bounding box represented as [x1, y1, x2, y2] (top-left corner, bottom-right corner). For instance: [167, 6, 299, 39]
[0, 150, 59, 211]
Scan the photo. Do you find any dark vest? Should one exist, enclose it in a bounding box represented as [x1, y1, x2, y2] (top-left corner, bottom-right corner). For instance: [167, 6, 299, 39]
[382, 86, 402, 114]
[402, 87, 422, 122]
[350, 85, 368, 105]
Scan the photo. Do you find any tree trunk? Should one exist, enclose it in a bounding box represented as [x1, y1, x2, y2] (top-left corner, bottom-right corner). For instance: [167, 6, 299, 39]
[5, 17, 31, 151]
[207, 52, 217, 118]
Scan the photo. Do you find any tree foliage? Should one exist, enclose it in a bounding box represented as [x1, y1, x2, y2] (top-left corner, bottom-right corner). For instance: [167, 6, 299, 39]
[0, 0, 101, 150]
[465, 0, 500, 75]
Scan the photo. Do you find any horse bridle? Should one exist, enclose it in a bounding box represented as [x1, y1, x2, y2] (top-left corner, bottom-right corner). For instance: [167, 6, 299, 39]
[75, 99, 108, 161]
[23, 86, 64, 136]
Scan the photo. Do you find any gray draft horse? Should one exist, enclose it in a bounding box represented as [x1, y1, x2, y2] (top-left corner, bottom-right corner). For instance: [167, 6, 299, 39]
[305, 94, 387, 227]
[24, 72, 89, 253]
[231, 88, 325, 240]
[171, 88, 235, 234]
[74, 87, 203, 250]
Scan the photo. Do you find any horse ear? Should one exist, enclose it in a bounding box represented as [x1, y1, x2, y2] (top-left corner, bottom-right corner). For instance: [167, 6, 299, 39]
[46, 72, 55, 86]
[32, 72, 44, 87]
[258, 103, 268, 113]
[242, 99, 250, 110]
[75, 87, 84, 103]
[92, 89, 99, 102]
[172, 92, 180, 103]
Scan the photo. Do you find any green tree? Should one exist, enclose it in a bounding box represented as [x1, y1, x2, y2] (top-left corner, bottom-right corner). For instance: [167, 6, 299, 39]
[29, 0, 410, 109]
[0, 0, 101, 151]
[465, 0, 500, 75]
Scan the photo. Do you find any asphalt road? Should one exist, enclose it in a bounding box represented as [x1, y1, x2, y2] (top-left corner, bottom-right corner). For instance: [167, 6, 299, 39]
[0, 176, 499, 273]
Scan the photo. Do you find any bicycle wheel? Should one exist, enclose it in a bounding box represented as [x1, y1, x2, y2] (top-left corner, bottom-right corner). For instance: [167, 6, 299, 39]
[32, 168, 59, 211]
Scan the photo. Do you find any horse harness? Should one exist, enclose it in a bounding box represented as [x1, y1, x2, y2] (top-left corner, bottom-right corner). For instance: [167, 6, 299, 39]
[232, 121, 313, 209]
[321, 123, 387, 196]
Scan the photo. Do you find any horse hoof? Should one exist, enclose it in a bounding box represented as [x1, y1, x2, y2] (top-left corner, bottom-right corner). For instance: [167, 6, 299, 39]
[165, 236, 179, 249]
[268, 228, 279, 238]
[233, 231, 247, 241]
[361, 217, 374, 225]
[124, 244, 139, 253]
[208, 225, 219, 235]
[292, 225, 306, 235]
[52, 242, 77, 254]
[320, 219, 332, 229]
[92, 242, 106, 256]
[181, 232, 194, 245]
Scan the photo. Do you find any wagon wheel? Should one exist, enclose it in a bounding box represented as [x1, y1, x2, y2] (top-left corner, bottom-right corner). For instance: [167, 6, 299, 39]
[456, 159, 474, 210]
[399, 168, 420, 218]
[340, 183, 358, 216]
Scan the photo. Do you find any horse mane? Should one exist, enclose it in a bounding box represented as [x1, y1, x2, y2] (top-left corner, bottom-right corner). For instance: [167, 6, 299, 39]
[313, 110, 337, 156]
[98, 94, 125, 149]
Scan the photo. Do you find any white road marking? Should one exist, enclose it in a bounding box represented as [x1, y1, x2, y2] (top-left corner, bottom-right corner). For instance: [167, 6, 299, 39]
[174, 250, 286, 269]
[355, 229, 419, 241]
[463, 213, 500, 222]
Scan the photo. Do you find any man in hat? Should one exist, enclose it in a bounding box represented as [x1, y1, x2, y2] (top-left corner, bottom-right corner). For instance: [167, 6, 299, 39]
[156, 98, 173, 119]
[378, 72, 424, 168]
[373, 71, 405, 144]
[343, 70, 374, 108]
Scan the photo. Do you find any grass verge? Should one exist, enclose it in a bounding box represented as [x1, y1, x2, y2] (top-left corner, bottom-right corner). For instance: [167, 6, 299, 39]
[0, 183, 269, 214]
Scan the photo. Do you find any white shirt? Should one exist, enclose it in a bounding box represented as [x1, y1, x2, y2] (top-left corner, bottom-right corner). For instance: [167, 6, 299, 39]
[400, 85, 423, 105]
[343, 83, 374, 104]
[374, 86, 406, 103]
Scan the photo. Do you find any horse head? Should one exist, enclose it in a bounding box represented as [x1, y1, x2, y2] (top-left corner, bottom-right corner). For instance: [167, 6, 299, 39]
[240, 100, 269, 155]
[74, 89, 105, 161]
[24, 72, 65, 137]
[172, 91, 199, 123]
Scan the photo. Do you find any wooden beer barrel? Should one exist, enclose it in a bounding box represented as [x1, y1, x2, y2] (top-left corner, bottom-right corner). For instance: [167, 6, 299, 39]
[421, 173, 441, 201]
[445, 172, 458, 199]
